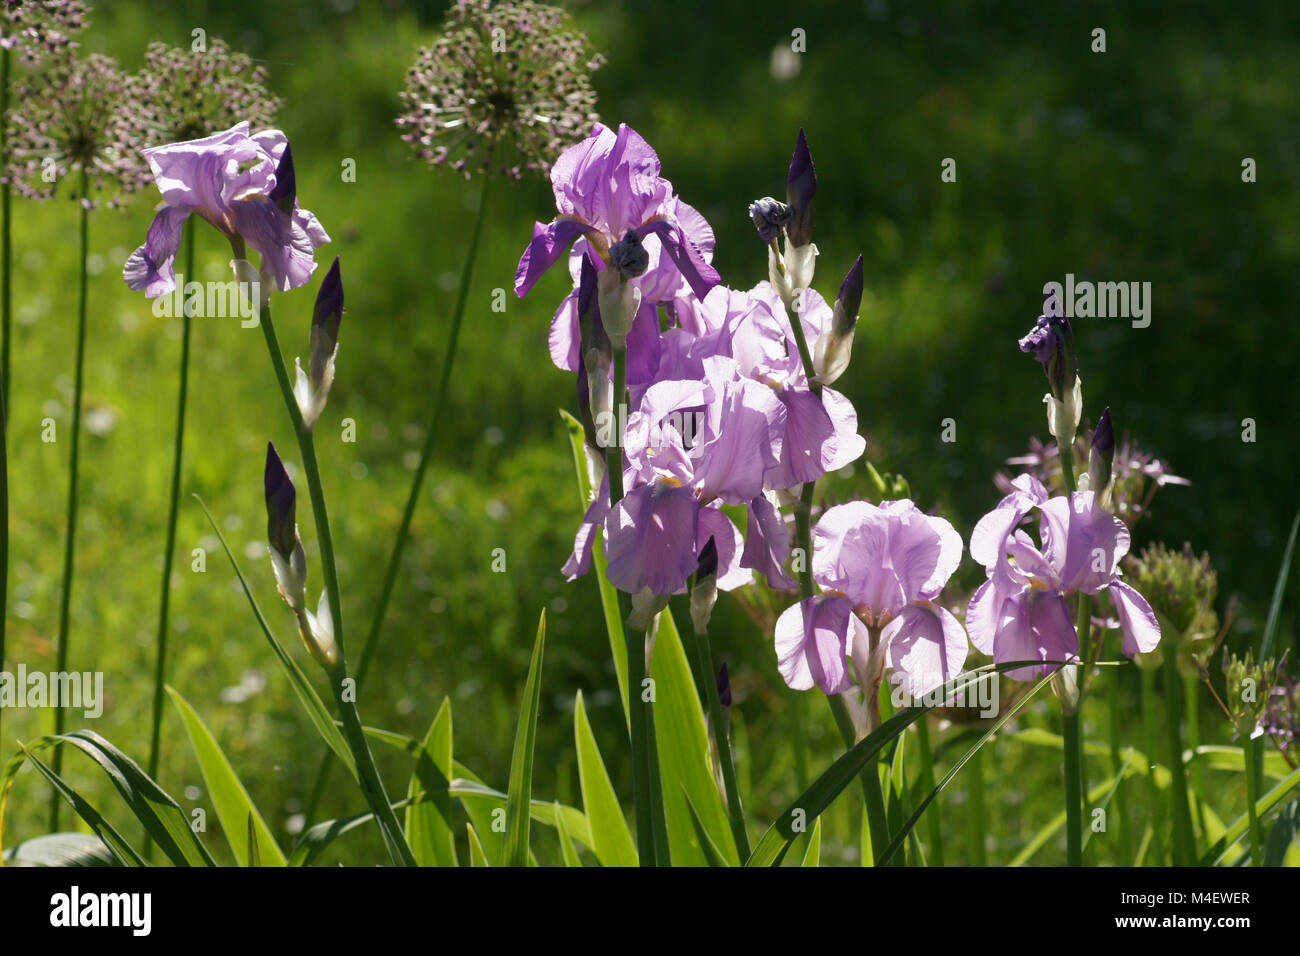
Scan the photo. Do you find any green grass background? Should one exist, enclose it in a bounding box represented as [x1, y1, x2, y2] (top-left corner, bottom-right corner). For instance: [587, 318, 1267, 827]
[2, 0, 1297, 864]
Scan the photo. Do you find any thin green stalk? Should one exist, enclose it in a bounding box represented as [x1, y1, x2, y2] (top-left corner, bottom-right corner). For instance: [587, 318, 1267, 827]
[1062, 708, 1083, 866]
[688, 590, 749, 859]
[1139, 664, 1165, 864]
[49, 167, 90, 832]
[302, 171, 493, 824]
[606, 344, 661, 866]
[1109, 665, 1132, 862]
[788, 689, 808, 789]
[1074, 595, 1091, 862]
[1185, 672, 1207, 838]
[258, 300, 415, 866]
[966, 743, 987, 866]
[146, 219, 196, 785]
[915, 714, 944, 866]
[1162, 639, 1197, 864]
[2, 44, 12, 416]
[1058, 439, 1076, 497]
[0, 47, 9, 748]
[1245, 735, 1263, 866]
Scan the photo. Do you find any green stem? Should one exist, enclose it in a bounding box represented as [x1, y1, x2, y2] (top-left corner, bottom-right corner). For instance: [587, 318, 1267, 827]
[1074, 595, 1091, 862]
[258, 300, 415, 866]
[49, 167, 90, 832]
[1162, 640, 1197, 864]
[302, 171, 493, 824]
[688, 594, 750, 859]
[1245, 735, 1263, 866]
[146, 219, 195, 784]
[966, 743, 987, 866]
[605, 344, 661, 866]
[0, 48, 9, 748]
[915, 714, 944, 866]
[2, 45, 12, 416]
[1058, 437, 1076, 496]
[1139, 664, 1165, 864]
[1185, 672, 1207, 838]
[1109, 664, 1132, 863]
[1062, 708, 1083, 866]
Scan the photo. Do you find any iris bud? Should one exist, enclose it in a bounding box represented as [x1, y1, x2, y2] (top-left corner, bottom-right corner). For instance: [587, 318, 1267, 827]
[748, 196, 793, 243]
[785, 128, 816, 248]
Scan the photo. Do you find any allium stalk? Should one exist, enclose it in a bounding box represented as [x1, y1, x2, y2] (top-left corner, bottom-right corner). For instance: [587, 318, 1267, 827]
[48, 165, 89, 831]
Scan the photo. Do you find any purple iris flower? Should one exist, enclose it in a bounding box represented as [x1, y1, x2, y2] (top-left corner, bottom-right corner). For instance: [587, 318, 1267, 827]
[966, 475, 1161, 680]
[774, 499, 967, 698]
[124, 121, 330, 298]
[515, 122, 719, 303]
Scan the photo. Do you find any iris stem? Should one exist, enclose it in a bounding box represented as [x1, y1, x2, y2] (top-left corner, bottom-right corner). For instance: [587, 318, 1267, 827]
[915, 714, 944, 866]
[302, 170, 494, 825]
[146, 219, 195, 786]
[1139, 664, 1166, 864]
[1245, 734, 1263, 866]
[1109, 663, 1133, 862]
[687, 589, 750, 859]
[1062, 708, 1083, 866]
[258, 300, 416, 866]
[966, 743, 987, 866]
[1185, 672, 1207, 838]
[606, 343, 663, 866]
[49, 167, 90, 832]
[1162, 638, 1197, 864]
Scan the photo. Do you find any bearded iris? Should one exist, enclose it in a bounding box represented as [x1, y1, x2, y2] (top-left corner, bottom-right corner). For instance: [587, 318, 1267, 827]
[966, 474, 1161, 680]
[774, 499, 968, 712]
[123, 121, 330, 298]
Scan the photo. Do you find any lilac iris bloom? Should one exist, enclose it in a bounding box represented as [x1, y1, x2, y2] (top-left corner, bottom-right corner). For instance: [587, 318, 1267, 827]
[774, 500, 967, 699]
[563, 354, 788, 597]
[966, 474, 1161, 680]
[124, 121, 330, 298]
[515, 122, 719, 304]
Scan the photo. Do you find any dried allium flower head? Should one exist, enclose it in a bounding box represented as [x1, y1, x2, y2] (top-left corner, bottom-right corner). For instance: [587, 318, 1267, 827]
[995, 425, 1188, 527]
[5, 50, 151, 206]
[132, 38, 280, 146]
[396, 0, 603, 179]
[1126, 542, 1219, 674]
[0, 0, 87, 65]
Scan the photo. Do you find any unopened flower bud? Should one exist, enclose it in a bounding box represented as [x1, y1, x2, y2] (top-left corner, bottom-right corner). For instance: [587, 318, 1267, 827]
[301, 589, 340, 670]
[717, 662, 732, 708]
[1088, 406, 1114, 496]
[815, 254, 863, 385]
[264, 442, 307, 611]
[691, 536, 719, 635]
[269, 142, 297, 216]
[748, 196, 793, 243]
[609, 229, 649, 279]
[295, 257, 344, 429]
[596, 267, 641, 348]
[785, 128, 816, 248]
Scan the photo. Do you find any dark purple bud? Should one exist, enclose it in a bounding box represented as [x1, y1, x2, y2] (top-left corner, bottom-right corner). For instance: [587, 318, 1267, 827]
[609, 229, 649, 279]
[577, 255, 611, 372]
[269, 142, 297, 215]
[313, 257, 344, 348]
[833, 254, 864, 337]
[264, 441, 297, 561]
[717, 662, 732, 708]
[1089, 407, 1114, 491]
[697, 535, 718, 581]
[785, 128, 816, 247]
[1018, 314, 1077, 401]
[748, 196, 793, 243]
